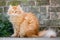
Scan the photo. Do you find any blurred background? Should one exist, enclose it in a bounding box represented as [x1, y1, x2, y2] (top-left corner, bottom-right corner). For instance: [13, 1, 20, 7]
[0, 0, 60, 37]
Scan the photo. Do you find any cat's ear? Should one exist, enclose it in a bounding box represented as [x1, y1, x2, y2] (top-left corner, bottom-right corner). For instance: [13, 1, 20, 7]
[17, 5, 23, 10]
[9, 5, 12, 8]
[17, 5, 23, 13]
[17, 5, 20, 8]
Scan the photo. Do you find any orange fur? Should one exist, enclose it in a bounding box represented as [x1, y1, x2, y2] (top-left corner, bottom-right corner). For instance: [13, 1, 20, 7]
[7, 5, 39, 37]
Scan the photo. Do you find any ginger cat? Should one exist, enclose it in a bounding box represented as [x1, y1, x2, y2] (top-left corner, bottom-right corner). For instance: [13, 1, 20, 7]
[7, 5, 39, 37]
[7, 5, 56, 38]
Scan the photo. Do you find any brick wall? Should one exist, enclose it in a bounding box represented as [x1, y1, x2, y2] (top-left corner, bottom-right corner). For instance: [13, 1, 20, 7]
[0, 0, 60, 36]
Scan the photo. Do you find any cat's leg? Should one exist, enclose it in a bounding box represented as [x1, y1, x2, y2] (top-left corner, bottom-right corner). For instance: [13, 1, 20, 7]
[11, 27, 17, 37]
[11, 23, 20, 37]
[11, 24, 18, 37]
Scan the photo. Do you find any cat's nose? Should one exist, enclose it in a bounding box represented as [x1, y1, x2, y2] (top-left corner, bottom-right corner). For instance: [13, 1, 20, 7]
[15, 11, 17, 13]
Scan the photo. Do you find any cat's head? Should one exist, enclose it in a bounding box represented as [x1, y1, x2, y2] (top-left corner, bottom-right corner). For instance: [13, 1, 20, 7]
[7, 5, 23, 16]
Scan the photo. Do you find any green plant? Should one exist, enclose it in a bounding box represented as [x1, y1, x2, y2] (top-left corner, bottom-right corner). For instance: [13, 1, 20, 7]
[0, 14, 13, 37]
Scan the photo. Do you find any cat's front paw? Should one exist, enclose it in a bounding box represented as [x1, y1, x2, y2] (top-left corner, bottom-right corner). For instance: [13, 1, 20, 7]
[11, 34, 17, 37]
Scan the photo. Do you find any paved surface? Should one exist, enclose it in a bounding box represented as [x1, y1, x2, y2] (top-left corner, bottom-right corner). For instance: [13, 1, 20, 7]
[0, 38, 60, 40]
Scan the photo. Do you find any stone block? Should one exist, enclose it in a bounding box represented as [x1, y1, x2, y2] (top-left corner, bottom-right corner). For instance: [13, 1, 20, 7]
[50, 12, 60, 20]
[51, 0, 60, 6]
[0, 1, 6, 6]
[36, 0, 50, 6]
[48, 7, 60, 12]
[40, 7, 46, 12]
[4, 7, 8, 13]
[0, 8, 3, 13]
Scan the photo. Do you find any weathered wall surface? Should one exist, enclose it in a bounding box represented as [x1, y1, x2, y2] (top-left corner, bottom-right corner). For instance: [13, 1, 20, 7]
[0, 0, 60, 36]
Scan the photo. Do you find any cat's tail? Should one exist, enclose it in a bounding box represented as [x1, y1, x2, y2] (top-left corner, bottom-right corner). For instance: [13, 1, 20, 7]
[38, 29, 57, 38]
[38, 30, 46, 37]
[31, 29, 57, 38]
